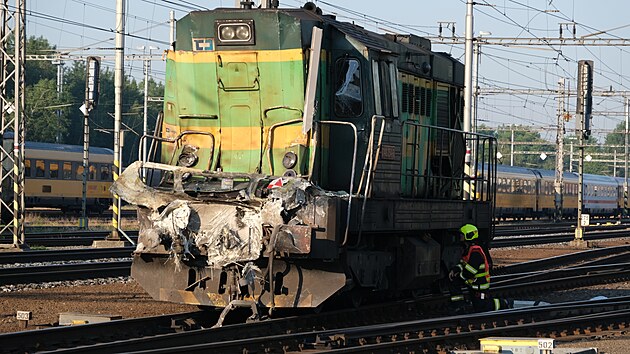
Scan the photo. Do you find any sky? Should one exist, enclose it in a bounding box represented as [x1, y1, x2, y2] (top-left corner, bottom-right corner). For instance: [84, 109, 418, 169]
[25, 0, 630, 142]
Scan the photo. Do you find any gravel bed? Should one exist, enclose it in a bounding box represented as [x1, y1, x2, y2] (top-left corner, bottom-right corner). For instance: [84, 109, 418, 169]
[0, 257, 132, 269]
[492, 240, 630, 354]
[1, 238, 629, 353]
[0, 279, 195, 333]
[1, 276, 134, 293]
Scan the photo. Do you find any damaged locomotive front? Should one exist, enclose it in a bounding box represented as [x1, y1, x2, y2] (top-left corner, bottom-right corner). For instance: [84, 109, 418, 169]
[114, 161, 347, 308]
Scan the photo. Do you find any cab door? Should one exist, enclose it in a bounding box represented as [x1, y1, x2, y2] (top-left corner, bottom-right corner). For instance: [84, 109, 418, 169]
[216, 52, 262, 173]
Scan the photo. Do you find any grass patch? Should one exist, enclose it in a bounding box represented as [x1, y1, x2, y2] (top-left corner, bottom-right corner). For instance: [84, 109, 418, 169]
[25, 214, 139, 232]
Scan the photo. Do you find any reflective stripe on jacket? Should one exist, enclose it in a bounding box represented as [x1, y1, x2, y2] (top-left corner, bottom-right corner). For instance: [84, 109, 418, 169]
[456, 244, 490, 291]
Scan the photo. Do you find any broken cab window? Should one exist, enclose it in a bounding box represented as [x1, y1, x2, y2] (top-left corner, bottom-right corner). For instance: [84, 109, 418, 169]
[334, 58, 362, 117]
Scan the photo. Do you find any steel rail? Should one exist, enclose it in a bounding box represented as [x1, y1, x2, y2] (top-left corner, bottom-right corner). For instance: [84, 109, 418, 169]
[0, 247, 133, 264]
[0, 261, 131, 285]
[8, 265, 630, 353]
[0, 311, 209, 353]
[492, 228, 630, 247]
[0, 230, 139, 247]
[493, 244, 630, 275]
[47, 297, 630, 353]
[494, 222, 629, 237]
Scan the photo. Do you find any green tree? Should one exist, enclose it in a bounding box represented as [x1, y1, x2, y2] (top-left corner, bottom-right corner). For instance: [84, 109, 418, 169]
[483, 125, 554, 169]
[25, 78, 71, 142]
[26, 36, 58, 86]
[64, 61, 164, 165]
[601, 121, 628, 178]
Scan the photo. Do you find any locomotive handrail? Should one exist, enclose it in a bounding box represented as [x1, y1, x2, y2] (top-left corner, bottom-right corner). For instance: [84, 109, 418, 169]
[401, 120, 496, 202]
[263, 106, 303, 119]
[357, 115, 386, 196]
[265, 119, 303, 175]
[139, 130, 216, 170]
[316, 120, 359, 247]
[356, 115, 387, 248]
[217, 77, 260, 91]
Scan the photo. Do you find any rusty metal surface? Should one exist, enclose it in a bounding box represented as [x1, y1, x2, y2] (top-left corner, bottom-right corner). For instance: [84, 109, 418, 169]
[132, 254, 346, 308]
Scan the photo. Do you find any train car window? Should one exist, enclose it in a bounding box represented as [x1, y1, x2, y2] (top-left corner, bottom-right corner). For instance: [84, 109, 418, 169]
[100, 165, 110, 181]
[63, 162, 72, 180]
[50, 162, 59, 179]
[35, 160, 45, 178]
[388, 62, 399, 118]
[89, 165, 96, 180]
[76, 164, 84, 180]
[334, 58, 362, 117]
[24, 159, 31, 177]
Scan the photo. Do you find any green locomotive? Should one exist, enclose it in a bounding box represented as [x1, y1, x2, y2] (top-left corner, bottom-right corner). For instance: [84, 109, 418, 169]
[113, 2, 497, 310]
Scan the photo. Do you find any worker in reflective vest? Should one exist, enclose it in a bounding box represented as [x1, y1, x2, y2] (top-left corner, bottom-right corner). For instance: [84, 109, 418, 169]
[449, 224, 507, 312]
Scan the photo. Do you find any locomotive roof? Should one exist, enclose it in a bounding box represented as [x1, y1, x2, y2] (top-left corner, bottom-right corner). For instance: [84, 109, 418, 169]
[199, 7, 436, 57]
[318, 15, 401, 54]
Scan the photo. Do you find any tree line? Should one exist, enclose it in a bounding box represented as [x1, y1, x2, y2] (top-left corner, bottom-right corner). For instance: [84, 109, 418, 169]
[479, 123, 629, 177]
[24, 36, 163, 166]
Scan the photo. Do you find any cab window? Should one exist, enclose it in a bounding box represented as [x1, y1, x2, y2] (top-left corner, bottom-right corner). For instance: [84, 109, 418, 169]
[334, 58, 362, 117]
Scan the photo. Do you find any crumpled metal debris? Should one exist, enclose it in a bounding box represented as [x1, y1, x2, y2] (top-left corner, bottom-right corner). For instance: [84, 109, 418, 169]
[110, 161, 195, 210]
[112, 161, 335, 268]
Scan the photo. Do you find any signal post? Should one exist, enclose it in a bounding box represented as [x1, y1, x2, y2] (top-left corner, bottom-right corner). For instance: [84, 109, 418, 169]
[573, 60, 593, 248]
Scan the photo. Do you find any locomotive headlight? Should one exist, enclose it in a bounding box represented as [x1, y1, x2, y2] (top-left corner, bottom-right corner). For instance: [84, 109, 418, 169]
[177, 145, 199, 168]
[178, 153, 198, 167]
[216, 20, 255, 45]
[220, 26, 236, 40]
[282, 151, 297, 169]
[235, 25, 250, 40]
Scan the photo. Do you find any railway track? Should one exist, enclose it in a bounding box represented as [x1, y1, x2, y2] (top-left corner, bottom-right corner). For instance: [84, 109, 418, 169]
[96, 299, 630, 353]
[0, 230, 627, 285]
[0, 224, 627, 249]
[494, 221, 629, 237]
[0, 230, 138, 247]
[0, 247, 133, 264]
[4, 265, 630, 353]
[25, 208, 137, 218]
[492, 227, 630, 247]
[0, 261, 130, 285]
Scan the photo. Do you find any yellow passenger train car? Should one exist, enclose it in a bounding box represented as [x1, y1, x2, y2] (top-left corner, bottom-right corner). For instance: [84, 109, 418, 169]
[2, 135, 114, 217]
[495, 164, 623, 220]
